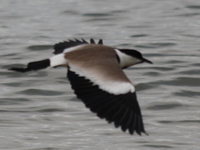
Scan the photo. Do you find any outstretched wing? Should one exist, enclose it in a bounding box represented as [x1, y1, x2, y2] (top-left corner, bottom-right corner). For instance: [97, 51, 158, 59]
[65, 45, 146, 135]
[67, 69, 146, 135]
[53, 38, 103, 54]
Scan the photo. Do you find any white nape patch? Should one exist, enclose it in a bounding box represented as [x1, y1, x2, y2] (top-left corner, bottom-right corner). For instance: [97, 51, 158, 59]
[98, 81, 135, 95]
[50, 53, 68, 67]
[63, 45, 85, 53]
[69, 66, 135, 95]
[115, 49, 141, 68]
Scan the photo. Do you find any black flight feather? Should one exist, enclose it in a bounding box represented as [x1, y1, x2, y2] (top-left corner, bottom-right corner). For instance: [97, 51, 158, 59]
[98, 39, 103, 45]
[67, 68, 147, 135]
[53, 38, 103, 55]
[90, 38, 95, 44]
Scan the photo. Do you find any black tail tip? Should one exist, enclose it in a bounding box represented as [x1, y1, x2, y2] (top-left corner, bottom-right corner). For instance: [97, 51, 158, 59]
[8, 67, 30, 73]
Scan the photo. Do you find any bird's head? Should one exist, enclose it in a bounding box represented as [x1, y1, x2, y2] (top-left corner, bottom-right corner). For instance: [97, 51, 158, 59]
[116, 49, 152, 68]
[119, 49, 152, 64]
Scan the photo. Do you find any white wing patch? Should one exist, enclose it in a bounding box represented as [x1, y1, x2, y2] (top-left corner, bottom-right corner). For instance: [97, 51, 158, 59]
[69, 65, 135, 95]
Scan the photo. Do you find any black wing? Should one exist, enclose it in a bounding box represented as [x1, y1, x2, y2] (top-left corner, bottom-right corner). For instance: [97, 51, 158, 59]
[67, 68, 147, 135]
[53, 38, 103, 54]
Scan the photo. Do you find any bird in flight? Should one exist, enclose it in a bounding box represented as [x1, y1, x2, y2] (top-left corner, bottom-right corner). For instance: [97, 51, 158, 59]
[9, 39, 152, 135]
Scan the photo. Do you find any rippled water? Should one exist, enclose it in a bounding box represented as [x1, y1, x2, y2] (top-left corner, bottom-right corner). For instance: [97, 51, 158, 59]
[1, 0, 200, 150]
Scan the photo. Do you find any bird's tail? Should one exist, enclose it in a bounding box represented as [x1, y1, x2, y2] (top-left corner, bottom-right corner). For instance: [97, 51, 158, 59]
[9, 59, 50, 73]
[9, 53, 68, 73]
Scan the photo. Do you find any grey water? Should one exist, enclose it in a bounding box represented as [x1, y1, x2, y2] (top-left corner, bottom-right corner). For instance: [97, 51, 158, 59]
[0, 0, 200, 150]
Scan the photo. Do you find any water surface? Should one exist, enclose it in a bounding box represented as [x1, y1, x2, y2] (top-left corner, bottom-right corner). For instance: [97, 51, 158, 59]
[0, 0, 200, 150]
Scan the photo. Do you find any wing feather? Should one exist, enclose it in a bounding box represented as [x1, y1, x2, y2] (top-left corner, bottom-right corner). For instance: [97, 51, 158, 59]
[67, 69, 146, 135]
[53, 39, 104, 54]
